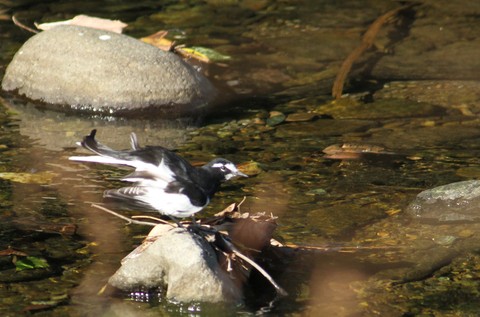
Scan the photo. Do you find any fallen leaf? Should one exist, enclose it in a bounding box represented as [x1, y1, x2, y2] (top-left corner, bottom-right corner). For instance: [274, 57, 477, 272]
[237, 161, 263, 176]
[0, 247, 27, 257]
[14, 256, 49, 271]
[285, 112, 319, 122]
[176, 46, 231, 63]
[140, 30, 175, 51]
[36, 15, 127, 33]
[323, 143, 387, 155]
[216, 203, 238, 215]
[322, 143, 397, 159]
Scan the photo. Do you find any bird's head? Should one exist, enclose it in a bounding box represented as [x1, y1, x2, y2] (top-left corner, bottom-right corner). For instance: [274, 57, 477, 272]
[204, 158, 248, 181]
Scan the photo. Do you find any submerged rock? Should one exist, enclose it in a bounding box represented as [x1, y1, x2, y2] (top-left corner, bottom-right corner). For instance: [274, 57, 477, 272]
[108, 227, 242, 303]
[373, 80, 480, 115]
[406, 180, 480, 222]
[2, 25, 217, 117]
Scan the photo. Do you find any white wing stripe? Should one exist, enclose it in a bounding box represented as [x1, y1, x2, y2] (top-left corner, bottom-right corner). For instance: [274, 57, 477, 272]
[69, 156, 176, 182]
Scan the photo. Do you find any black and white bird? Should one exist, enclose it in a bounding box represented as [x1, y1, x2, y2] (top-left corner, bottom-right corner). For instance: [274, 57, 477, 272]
[69, 129, 247, 224]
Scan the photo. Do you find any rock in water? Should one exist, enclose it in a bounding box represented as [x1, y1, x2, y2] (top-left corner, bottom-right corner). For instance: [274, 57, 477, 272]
[1, 26, 217, 117]
[406, 180, 480, 222]
[108, 227, 242, 303]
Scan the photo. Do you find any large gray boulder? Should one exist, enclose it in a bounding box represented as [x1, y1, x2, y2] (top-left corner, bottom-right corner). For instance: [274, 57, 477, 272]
[108, 227, 242, 303]
[2, 26, 217, 117]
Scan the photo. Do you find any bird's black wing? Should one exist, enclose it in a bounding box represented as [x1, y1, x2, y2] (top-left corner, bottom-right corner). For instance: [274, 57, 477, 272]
[165, 180, 209, 207]
[70, 129, 196, 184]
[103, 186, 156, 211]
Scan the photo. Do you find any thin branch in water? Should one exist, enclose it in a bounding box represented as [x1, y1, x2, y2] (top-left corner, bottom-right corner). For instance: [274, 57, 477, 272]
[91, 204, 158, 227]
[131, 215, 174, 226]
[237, 196, 247, 212]
[284, 243, 404, 252]
[12, 15, 39, 33]
[331, 4, 413, 99]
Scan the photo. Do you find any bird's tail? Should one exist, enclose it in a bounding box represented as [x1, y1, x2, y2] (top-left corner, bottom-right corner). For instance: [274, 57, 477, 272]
[69, 129, 136, 166]
[130, 132, 141, 150]
[80, 129, 122, 157]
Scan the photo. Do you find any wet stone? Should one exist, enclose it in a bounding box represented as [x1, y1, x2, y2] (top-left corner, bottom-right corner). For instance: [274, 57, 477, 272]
[236, 161, 263, 176]
[373, 80, 480, 115]
[285, 112, 318, 122]
[456, 167, 480, 178]
[108, 227, 242, 303]
[2, 25, 216, 117]
[274, 119, 378, 139]
[306, 188, 327, 196]
[363, 121, 480, 150]
[266, 111, 286, 127]
[406, 180, 480, 222]
[318, 98, 446, 120]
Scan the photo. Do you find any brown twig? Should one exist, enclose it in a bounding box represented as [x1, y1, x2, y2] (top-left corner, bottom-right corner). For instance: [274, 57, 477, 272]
[12, 15, 39, 33]
[91, 204, 159, 227]
[331, 4, 412, 99]
[284, 243, 403, 252]
[131, 215, 174, 226]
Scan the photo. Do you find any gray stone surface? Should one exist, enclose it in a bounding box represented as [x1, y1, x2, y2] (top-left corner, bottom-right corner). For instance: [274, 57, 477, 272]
[1, 26, 217, 116]
[406, 180, 480, 222]
[108, 227, 242, 303]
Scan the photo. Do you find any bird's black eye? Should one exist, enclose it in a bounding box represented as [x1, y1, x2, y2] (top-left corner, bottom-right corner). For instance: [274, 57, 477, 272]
[220, 165, 227, 172]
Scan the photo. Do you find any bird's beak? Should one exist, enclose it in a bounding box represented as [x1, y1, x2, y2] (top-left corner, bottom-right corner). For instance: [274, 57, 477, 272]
[235, 170, 249, 178]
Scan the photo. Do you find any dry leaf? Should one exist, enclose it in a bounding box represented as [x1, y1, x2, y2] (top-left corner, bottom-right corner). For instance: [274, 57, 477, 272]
[140, 30, 175, 51]
[322, 143, 397, 159]
[176, 46, 231, 63]
[237, 161, 263, 176]
[36, 15, 127, 33]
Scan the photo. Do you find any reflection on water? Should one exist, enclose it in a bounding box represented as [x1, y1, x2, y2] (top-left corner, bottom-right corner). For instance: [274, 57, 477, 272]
[2, 95, 195, 151]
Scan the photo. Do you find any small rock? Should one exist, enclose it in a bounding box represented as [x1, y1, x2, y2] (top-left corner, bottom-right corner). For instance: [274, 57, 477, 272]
[456, 167, 480, 178]
[306, 188, 327, 196]
[406, 180, 480, 222]
[237, 161, 263, 176]
[108, 227, 242, 303]
[252, 117, 266, 125]
[285, 112, 318, 122]
[266, 111, 286, 126]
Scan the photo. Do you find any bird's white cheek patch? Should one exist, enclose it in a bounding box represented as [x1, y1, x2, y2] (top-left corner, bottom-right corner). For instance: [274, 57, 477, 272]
[225, 163, 236, 171]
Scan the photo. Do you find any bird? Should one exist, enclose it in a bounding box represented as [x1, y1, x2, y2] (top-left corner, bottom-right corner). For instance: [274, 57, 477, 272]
[69, 129, 247, 225]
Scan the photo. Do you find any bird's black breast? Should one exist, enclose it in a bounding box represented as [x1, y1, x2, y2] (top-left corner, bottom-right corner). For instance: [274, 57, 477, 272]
[164, 181, 209, 207]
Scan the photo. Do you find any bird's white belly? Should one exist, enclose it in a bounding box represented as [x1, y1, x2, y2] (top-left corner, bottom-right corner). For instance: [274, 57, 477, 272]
[139, 187, 207, 217]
